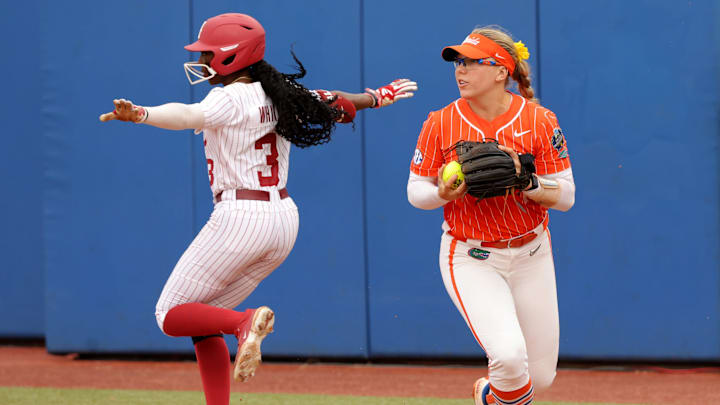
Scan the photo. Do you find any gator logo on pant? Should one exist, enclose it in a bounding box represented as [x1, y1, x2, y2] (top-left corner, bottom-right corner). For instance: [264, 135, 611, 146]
[468, 248, 490, 260]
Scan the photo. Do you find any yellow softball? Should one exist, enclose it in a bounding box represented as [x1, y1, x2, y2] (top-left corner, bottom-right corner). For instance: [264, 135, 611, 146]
[442, 161, 464, 189]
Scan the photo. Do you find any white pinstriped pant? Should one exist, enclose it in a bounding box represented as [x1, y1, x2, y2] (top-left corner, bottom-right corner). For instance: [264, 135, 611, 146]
[439, 225, 559, 393]
[155, 196, 299, 331]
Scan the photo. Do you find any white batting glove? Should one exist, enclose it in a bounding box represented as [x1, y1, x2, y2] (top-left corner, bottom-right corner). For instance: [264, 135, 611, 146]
[99, 99, 148, 123]
[365, 79, 417, 108]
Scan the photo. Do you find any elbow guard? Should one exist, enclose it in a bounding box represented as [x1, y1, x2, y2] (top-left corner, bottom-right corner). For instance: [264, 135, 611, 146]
[330, 94, 356, 123]
[312, 89, 357, 123]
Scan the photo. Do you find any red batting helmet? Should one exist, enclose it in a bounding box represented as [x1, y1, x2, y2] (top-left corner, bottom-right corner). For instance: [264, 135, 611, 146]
[185, 13, 266, 76]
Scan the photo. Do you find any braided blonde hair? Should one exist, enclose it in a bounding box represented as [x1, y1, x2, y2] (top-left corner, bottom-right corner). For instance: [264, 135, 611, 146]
[472, 26, 538, 103]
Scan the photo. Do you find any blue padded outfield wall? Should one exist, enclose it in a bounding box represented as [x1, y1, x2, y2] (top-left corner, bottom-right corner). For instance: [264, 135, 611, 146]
[0, 1, 45, 337]
[539, 1, 720, 360]
[1, 0, 718, 361]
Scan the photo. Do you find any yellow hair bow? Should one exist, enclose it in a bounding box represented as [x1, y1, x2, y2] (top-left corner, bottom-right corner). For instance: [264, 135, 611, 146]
[514, 41, 530, 61]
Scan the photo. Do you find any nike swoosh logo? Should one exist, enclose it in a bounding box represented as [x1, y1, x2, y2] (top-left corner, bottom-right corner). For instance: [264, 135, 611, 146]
[494, 53, 505, 60]
[513, 130, 531, 138]
[529, 244, 541, 256]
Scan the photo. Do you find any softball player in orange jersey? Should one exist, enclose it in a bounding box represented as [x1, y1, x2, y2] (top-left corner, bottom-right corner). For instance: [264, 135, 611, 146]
[407, 26, 575, 405]
[99, 13, 416, 405]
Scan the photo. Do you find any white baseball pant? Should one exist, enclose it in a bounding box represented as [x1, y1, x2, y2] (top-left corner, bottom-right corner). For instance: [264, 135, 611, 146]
[155, 195, 299, 331]
[439, 225, 559, 392]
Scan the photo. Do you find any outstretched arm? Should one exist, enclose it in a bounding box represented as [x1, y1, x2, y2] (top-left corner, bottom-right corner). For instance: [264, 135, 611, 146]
[330, 78, 418, 111]
[313, 78, 417, 124]
[99, 99, 205, 131]
[330, 91, 375, 111]
[316, 78, 418, 121]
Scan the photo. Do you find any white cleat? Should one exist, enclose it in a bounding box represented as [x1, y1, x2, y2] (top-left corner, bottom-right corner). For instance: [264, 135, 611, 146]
[233, 306, 275, 382]
[473, 377, 490, 405]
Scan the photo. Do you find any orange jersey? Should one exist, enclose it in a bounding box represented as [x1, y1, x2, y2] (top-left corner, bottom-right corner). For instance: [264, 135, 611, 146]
[410, 92, 571, 241]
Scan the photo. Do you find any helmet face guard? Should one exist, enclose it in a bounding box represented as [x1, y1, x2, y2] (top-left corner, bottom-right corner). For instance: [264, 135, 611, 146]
[183, 62, 217, 85]
[184, 13, 265, 85]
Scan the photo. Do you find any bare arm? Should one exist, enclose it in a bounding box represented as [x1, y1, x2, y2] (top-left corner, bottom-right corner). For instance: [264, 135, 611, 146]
[333, 78, 418, 110]
[331, 91, 375, 111]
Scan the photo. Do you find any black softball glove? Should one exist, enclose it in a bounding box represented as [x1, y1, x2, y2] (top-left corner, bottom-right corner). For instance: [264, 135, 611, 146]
[453, 140, 536, 200]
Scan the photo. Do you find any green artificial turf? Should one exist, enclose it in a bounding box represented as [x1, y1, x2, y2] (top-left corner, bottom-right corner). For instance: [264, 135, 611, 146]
[0, 386, 648, 405]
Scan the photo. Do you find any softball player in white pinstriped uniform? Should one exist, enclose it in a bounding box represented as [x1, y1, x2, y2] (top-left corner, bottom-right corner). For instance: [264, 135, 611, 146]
[156, 80, 300, 325]
[99, 13, 416, 405]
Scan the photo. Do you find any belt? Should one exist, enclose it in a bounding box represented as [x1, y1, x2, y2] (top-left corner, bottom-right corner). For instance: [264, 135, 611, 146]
[449, 219, 547, 249]
[215, 188, 289, 203]
[480, 232, 538, 249]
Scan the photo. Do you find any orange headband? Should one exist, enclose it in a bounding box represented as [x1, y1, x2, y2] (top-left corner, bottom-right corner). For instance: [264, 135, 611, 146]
[441, 33, 516, 74]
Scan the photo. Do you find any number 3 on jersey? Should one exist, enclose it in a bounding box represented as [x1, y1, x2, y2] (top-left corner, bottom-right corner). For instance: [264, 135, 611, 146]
[207, 158, 215, 186]
[204, 139, 215, 186]
[255, 132, 279, 186]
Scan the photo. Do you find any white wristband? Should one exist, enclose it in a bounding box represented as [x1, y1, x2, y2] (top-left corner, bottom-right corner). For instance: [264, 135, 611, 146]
[524, 184, 543, 197]
[135, 106, 148, 123]
[538, 177, 559, 189]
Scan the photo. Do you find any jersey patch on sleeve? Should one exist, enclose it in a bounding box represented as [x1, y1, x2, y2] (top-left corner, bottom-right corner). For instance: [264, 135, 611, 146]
[551, 128, 568, 158]
[412, 149, 423, 165]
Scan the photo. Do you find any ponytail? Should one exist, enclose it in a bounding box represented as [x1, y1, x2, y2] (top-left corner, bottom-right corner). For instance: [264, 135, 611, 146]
[472, 26, 539, 103]
[512, 59, 538, 103]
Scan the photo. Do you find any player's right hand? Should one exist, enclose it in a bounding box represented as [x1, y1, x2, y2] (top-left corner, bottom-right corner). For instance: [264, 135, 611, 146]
[99, 99, 147, 123]
[497, 144, 521, 176]
[437, 163, 467, 201]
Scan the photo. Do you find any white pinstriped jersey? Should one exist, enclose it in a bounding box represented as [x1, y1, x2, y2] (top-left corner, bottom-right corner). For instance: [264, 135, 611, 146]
[198, 82, 290, 197]
[155, 81, 301, 329]
[411, 92, 571, 241]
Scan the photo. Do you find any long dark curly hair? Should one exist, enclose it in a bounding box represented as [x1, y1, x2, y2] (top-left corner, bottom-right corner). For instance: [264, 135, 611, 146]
[247, 51, 342, 148]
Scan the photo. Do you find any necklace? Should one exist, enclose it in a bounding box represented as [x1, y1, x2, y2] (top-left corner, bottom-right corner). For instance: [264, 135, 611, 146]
[229, 76, 252, 84]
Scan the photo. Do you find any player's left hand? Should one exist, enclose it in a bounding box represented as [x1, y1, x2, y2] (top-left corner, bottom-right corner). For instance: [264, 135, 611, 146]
[365, 79, 418, 108]
[99, 99, 147, 123]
